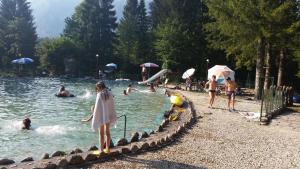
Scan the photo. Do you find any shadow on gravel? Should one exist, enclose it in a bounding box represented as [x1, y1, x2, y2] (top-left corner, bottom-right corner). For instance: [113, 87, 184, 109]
[124, 157, 206, 169]
[117, 156, 206, 169]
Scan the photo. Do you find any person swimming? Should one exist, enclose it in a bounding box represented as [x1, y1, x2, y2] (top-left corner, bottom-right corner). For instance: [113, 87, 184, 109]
[149, 83, 156, 92]
[56, 85, 75, 97]
[126, 84, 138, 94]
[123, 90, 128, 96]
[22, 118, 31, 130]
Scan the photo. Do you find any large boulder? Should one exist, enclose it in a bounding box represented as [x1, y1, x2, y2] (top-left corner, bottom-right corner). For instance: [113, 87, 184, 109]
[67, 155, 84, 165]
[140, 142, 150, 150]
[156, 125, 163, 132]
[140, 131, 149, 139]
[84, 153, 98, 162]
[33, 162, 57, 169]
[0, 159, 15, 165]
[88, 146, 98, 151]
[103, 139, 114, 148]
[130, 145, 139, 153]
[121, 147, 130, 154]
[116, 138, 128, 146]
[57, 158, 68, 168]
[74, 148, 83, 154]
[21, 157, 34, 162]
[51, 151, 66, 157]
[41, 153, 50, 159]
[130, 132, 139, 143]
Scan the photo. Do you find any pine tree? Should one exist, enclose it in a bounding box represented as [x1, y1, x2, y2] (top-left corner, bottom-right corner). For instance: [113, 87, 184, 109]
[0, 0, 37, 71]
[153, 0, 210, 75]
[63, 0, 117, 74]
[149, 0, 172, 28]
[115, 0, 139, 70]
[137, 0, 150, 63]
[205, 0, 271, 99]
[205, 0, 300, 97]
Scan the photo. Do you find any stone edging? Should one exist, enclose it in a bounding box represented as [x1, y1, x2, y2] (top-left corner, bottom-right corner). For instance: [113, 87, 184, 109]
[260, 108, 284, 125]
[0, 90, 197, 169]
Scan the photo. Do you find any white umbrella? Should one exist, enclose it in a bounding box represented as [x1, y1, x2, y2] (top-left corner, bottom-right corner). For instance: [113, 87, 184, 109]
[182, 68, 196, 79]
[140, 62, 159, 68]
[106, 63, 117, 69]
[208, 65, 235, 84]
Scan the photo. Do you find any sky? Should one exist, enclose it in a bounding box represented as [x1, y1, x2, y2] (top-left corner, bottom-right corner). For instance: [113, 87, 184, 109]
[28, 0, 151, 38]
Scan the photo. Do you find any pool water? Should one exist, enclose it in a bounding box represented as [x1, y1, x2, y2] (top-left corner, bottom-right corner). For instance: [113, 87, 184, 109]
[0, 78, 170, 161]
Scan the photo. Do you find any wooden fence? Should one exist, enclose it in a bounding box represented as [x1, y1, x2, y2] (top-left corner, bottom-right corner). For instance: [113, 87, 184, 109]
[260, 86, 293, 124]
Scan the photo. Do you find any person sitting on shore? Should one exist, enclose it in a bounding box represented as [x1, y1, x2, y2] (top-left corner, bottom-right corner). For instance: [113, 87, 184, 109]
[22, 118, 31, 130]
[149, 83, 156, 92]
[56, 85, 75, 97]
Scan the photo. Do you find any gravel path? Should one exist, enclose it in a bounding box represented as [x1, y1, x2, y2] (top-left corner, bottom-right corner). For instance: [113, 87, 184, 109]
[86, 91, 300, 169]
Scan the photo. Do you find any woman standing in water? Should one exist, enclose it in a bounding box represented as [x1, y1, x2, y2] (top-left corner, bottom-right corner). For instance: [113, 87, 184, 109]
[92, 81, 117, 154]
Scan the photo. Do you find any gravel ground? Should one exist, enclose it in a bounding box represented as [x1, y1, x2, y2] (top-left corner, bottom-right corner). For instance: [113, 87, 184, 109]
[85, 91, 300, 169]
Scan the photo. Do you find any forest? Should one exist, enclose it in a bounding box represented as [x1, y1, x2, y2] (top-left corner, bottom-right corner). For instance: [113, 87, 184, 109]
[0, 0, 299, 97]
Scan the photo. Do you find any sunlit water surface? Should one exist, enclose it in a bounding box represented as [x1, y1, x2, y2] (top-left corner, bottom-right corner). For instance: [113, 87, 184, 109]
[0, 78, 169, 161]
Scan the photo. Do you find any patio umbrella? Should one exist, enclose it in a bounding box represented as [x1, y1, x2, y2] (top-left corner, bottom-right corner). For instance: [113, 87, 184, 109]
[140, 62, 159, 68]
[182, 68, 196, 79]
[105, 63, 117, 69]
[208, 65, 235, 84]
[11, 58, 34, 64]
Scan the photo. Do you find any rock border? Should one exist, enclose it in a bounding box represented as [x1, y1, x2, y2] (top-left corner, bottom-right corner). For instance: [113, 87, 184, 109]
[1, 89, 197, 169]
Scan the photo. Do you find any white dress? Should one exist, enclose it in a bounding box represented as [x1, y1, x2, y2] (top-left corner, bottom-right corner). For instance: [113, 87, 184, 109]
[91, 90, 117, 131]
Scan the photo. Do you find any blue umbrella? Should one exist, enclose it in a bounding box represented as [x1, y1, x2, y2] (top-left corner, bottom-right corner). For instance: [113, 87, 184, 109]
[105, 63, 117, 69]
[11, 58, 34, 64]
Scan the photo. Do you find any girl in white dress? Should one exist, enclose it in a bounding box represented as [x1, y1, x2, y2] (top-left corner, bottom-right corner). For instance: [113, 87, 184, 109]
[91, 81, 117, 154]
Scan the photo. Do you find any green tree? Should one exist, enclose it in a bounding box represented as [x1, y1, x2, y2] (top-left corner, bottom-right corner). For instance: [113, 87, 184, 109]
[153, 0, 210, 76]
[0, 0, 37, 71]
[154, 18, 181, 69]
[205, 0, 300, 97]
[149, 0, 172, 28]
[205, 0, 271, 99]
[137, 0, 151, 63]
[36, 37, 83, 76]
[64, 0, 117, 75]
[115, 0, 139, 71]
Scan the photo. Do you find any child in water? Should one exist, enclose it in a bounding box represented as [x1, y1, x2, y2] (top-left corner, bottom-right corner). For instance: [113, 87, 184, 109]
[126, 84, 138, 94]
[149, 83, 156, 92]
[22, 118, 31, 130]
[57, 85, 75, 97]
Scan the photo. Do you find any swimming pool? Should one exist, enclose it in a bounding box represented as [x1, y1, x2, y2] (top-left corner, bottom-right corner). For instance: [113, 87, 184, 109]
[0, 78, 170, 161]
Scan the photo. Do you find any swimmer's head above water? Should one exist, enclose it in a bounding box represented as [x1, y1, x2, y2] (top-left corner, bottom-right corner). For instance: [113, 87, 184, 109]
[22, 118, 31, 130]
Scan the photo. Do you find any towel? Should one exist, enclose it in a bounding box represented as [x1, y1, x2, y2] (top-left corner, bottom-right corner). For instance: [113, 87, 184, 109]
[91, 90, 117, 131]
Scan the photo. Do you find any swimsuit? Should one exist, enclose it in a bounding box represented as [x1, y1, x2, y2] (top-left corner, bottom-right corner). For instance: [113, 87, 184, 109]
[227, 91, 235, 99]
[209, 90, 216, 93]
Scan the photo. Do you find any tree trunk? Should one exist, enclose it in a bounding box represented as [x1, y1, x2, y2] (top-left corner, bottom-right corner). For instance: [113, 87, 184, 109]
[277, 48, 284, 86]
[264, 43, 272, 90]
[254, 37, 265, 100]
